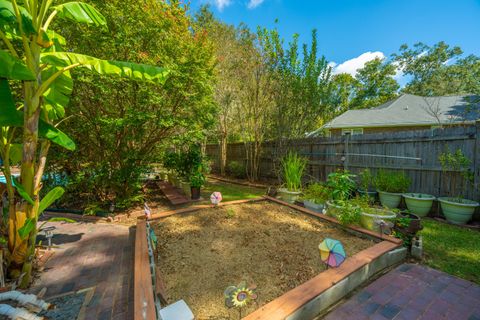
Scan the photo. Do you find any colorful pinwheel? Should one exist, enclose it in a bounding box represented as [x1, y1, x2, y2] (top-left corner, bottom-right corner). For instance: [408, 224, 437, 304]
[210, 192, 223, 207]
[319, 238, 346, 268]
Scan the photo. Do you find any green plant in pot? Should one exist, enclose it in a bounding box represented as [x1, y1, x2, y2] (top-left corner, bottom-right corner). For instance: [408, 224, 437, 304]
[437, 149, 479, 224]
[277, 152, 307, 204]
[375, 170, 410, 209]
[190, 171, 205, 200]
[325, 170, 356, 214]
[325, 199, 361, 226]
[357, 168, 377, 201]
[303, 183, 330, 213]
[402, 193, 435, 217]
[359, 205, 397, 233]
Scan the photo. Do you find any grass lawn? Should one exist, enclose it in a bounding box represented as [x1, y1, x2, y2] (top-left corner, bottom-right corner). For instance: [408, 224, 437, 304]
[420, 219, 480, 284]
[201, 179, 265, 202]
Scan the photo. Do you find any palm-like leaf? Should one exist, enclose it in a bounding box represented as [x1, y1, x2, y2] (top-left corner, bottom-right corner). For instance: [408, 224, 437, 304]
[0, 79, 23, 127]
[42, 66, 73, 119]
[0, 0, 36, 35]
[41, 52, 169, 83]
[0, 50, 36, 80]
[53, 2, 107, 26]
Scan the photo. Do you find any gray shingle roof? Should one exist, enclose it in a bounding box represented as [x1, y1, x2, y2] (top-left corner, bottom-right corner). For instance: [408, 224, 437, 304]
[323, 94, 480, 129]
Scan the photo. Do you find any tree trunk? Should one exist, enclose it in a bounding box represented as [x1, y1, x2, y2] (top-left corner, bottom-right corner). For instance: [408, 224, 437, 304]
[219, 133, 227, 176]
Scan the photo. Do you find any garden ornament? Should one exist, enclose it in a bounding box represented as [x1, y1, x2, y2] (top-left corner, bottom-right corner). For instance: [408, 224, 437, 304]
[224, 281, 257, 309]
[144, 202, 152, 220]
[42, 226, 56, 250]
[319, 238, 346, 269]
[210, 192, 223, 207]
[374, 219, 394, 235]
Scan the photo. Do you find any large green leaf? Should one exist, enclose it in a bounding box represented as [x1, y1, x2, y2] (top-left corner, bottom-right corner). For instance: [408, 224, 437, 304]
[53, 2, 106, 26]
[42, 67, 73, 119]
[0, 0, 36, 35]
[41, 52, 169, 84]
[12, 177, 34, 205]
[38, 187, 65, 214]
[0, 50, 36, 80]
[18, 217, 35, 240]
[0, 78, 23, 127]
[39, 120, 76, 151]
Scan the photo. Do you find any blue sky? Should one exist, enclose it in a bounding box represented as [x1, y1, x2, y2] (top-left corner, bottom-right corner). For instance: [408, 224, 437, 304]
[189, 0, 480, 81]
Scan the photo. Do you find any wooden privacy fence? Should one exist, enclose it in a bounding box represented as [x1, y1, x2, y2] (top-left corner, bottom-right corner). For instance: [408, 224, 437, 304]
[206, 122, 480, 201]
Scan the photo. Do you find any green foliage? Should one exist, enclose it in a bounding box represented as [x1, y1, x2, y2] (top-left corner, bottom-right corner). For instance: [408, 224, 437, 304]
[225, 208, 235, 219]
[190, 171, 206, 188]
[18, 218, 36, 240]
[53, 2, 107, 26]
[303, 183, 330, 204]
[38, 187, 65, 214]
[438, 148, 473, 184]
[358, 168, 374, 191]
[375, 170, 411, 193]
[281, 152, 307, 192]
[329, 200, 361, 226]
[226, 161, 246, 179]
[326, 170, 356, 200]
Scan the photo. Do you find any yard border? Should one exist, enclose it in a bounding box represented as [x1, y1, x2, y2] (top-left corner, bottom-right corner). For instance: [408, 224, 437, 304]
[134, 196, 404, 320]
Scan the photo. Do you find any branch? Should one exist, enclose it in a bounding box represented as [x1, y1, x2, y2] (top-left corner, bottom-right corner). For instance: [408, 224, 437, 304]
[43, 9, 57, 31]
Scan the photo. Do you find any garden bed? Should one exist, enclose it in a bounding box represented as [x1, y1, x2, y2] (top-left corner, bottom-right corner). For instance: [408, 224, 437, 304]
[152, 201, 375, 319]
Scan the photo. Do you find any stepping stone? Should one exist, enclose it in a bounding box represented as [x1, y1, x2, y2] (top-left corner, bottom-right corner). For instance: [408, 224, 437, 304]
[159, 300, 194, 320]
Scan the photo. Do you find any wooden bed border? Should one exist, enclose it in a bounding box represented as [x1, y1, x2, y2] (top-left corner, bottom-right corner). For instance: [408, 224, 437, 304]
[134, 196, 403, 319]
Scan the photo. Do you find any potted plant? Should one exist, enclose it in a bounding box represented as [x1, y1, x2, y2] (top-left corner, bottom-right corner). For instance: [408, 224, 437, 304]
[303, 183, 330, 213]
[326, 170, 356, 201]
[394, 212, 422, 235]
[402, 193, 435, 217]
[326, 199, 361, 226]
[277, 152, 307, 204]
[360, 206, 397, 233]
[357, 168, 377, 201]
[190, 171, 205, 200]
[375, 170, 411, 209]
[437, 149, 479, 224]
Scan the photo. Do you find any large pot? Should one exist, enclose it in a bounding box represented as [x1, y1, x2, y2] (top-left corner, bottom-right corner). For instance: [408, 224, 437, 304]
[394, 212, 422, 234]
[378, 190, 402, 209]
[358, 189, 377, 201]
[360, 209, 397, 233]
[303, 200, 325, 213]
[403, 193, 435, 217]
[191, 187, 201, 200]
[438, 197, 479, 225]
[277, 188, 302, 204]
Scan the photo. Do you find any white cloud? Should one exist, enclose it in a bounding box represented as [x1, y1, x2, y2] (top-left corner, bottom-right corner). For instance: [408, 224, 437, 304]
[210, 0, 232, 11]
[331, 51, 385, 76]
[247, 0, 264, 9]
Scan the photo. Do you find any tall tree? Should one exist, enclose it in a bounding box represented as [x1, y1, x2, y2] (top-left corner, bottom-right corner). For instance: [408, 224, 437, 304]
[328, 73, 359, 115]
[0, 0, 167, 286]
[351, 58, 399, 108]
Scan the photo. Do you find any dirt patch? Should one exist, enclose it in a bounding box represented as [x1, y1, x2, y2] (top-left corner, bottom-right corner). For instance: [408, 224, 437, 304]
[153, 201, 376, 319]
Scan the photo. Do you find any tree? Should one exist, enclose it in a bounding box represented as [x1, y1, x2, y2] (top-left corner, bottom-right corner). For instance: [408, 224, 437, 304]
[351, 58, 399, 109]
[0, 0, 167, 287]
[327, 73, 359, 116]
[48, 0, 216, 205]
[392, 41, 464, 96]
[195, 5, 241, 176]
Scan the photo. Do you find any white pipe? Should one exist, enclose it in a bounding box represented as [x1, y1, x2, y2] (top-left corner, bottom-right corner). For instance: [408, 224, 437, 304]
[0, 304, 44, 320]
[0, 291, 51, 311]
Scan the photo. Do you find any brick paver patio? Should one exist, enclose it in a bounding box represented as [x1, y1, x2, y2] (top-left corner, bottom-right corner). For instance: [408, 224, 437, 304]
[31, 220, 134, 320]
[324, 263, 480, 320]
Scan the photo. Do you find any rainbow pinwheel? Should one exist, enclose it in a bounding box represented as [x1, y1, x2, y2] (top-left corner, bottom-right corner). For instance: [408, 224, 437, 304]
[319, 238, 346, 268]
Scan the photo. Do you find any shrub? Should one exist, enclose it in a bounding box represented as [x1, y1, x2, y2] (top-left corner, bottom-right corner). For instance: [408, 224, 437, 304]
[375, 170, 411, 193]
[227, 161, 246, 179]
[358, 168, 374, 191]
[303, 183, 331, 204]
[326, 170, 356, 200]
[281, 152, 307, 192]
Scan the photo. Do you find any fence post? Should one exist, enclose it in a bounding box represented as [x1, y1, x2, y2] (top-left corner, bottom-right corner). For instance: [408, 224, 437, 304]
[474, 120, 480, 201]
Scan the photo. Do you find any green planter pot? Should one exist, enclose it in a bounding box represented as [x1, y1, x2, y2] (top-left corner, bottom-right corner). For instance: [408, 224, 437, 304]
[402, 193, 435, 217]
[438, 197, 479, 225]
[325, 200, 343, 218]
[378, 190, 402, 209]
[360, 209, 397, 232]
[358, 189, 377, 201]
[277, 188, 301, 204]
[303, 200, 325, 213]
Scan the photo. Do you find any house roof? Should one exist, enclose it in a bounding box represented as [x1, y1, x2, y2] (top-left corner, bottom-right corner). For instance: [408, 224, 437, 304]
[322, 94, 480, 130]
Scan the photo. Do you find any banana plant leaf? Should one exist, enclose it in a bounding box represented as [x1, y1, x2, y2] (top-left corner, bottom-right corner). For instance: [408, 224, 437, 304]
[38, 187, 65, 214]
[0, 78, 23, 127]
[38, 120, 76, 151]
[0, 50, 36, 80]
[53, 2, 107, 26]
[42, 66, 73, 119]
[0, 0, 36, 35]
[41, 52, 169, 84]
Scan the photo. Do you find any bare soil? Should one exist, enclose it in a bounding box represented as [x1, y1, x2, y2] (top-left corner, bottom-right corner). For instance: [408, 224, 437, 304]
[153, 201, 376, 319]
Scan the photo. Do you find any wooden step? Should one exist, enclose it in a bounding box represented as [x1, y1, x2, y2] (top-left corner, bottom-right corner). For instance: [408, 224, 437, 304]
[158, 181, 190, 205]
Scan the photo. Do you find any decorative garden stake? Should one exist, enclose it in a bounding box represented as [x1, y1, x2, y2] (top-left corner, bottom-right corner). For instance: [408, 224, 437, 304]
[224, 281, 257, 318]
[144, 202, 152, 220]
[319, 238, 346, 269]
[374, 219, 394, 235]
[210, 192, 223, 207]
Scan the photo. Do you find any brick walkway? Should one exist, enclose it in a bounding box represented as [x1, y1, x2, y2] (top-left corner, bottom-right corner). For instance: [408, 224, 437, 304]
[324, 264, 480, 320]
[31, 221, 134, 320]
